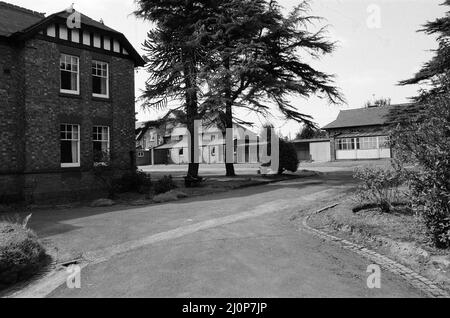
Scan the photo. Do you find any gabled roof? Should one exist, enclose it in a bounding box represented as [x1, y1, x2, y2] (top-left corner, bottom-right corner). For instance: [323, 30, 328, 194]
[0, 1, 44, 37]
[322, 103, 416, 130]
[0, 2, 145, 66]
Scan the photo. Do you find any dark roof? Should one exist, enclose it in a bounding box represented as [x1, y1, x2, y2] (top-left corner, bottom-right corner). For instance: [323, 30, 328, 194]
[0, 2, 145, 66]
[322, 103, 416, 130]
[0, 1, 45, 36]
[57, 11, 118, 34]
[292, 138, 331, 143]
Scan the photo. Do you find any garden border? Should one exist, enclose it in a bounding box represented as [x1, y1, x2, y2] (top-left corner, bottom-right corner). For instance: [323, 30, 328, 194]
[302, 204, 450, 298]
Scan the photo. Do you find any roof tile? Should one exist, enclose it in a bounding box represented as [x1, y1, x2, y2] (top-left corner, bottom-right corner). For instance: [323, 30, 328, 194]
[322, 103, 415, 130]
[0, 1, 45, 36]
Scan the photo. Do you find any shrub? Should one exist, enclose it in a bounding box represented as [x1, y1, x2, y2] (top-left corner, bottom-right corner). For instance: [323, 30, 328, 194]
[353, 162, 406, 213]
[92, 164, 115, 198]
[0, 222, 47, 287]
[277, 139, 299, 174]
[391, 92, 450, 248]
[115, 170, 152, 194]
[153, 175, 177, 195]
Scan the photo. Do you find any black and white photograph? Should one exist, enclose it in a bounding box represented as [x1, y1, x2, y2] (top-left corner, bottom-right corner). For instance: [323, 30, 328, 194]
[0, 0, 449, 305]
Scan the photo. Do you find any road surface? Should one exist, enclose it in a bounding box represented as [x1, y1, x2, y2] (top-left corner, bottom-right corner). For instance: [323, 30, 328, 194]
[39, 171, 424, 297]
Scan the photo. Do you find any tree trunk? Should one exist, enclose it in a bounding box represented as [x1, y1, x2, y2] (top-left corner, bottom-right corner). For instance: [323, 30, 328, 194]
[224, 52, 236, 177]
[224, 102, 236, 177]
[184, 51, 199, 178]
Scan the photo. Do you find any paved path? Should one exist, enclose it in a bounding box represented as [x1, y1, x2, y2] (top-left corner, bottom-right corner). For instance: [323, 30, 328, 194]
[25, 171, 425, 298]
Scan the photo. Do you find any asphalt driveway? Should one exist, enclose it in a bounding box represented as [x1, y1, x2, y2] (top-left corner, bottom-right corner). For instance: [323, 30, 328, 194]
[19, 170, 425, 298]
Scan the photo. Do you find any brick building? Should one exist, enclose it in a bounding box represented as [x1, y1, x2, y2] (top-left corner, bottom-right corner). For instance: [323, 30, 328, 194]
[0, 2, 145, 202]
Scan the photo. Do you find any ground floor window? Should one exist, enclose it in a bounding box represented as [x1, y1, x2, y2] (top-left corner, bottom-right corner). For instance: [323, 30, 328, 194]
[93, 126, 110, 164]
[337, 138, 355, 150]
[61, 124, 80, 167]
[357, 137, 378, 150]
[337, 135, 390, 151]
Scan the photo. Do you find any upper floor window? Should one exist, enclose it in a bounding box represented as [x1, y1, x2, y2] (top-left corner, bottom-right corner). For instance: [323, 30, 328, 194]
[93, 126, 110, 164]
[60, 54, 79, 95]
[61, 124, 80, 168]
[92, 60, 109, 98]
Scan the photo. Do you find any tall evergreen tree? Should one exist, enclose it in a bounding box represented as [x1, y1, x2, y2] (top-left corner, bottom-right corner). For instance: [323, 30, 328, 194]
[400, 0, 450, 95]
[199, 0, 343, 176]
[135, 0, 216, 178]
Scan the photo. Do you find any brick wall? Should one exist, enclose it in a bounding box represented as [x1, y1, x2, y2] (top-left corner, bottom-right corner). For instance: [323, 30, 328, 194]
[0, 38, 137, 203]
[0, 42, 26, 201]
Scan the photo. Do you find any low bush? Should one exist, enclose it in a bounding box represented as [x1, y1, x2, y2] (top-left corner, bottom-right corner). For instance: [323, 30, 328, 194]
[391, 89, 450, 248]
[278, 139, 299, 174]
[0, 222, 47, 288]
[153, 175, 177, 195]
[353, 162, 406, 213]
[115, 170, 152, 194]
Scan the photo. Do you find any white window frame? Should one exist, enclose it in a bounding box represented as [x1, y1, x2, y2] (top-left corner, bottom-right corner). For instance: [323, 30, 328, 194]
[337, 138, 355, 150]
[93, 126, 110, 163]
[60, 54, 80, 95]
[357, 137, 378, 150]
[60, 124, 80, 168]
[92, 60, 109, 98]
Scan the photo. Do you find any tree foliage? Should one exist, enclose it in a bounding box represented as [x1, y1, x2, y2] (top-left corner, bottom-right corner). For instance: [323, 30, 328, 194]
[391, 84, 450, 248]
[135, 0, 343, 177]
[364, 97, 391, 108]
[400, 0, 450, 91]
[135, 0, 217, 178]
[200, 0, 343, 123]
[394, 2, 450, 248]
[295, 125, 327, 140]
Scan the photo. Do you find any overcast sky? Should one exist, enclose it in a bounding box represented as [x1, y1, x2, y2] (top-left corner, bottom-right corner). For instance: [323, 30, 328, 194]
[10, 0, 447, 137]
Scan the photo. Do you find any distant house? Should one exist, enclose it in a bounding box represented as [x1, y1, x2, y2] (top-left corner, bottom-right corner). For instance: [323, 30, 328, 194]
[322, 103, 415, 161]
[135, 121, 164, 150]
[135, 114, 260, 165]
[0, 2, 144, 202]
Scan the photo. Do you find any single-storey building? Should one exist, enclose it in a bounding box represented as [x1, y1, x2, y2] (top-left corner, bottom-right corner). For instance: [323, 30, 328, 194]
[322, 103, 415, 161]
